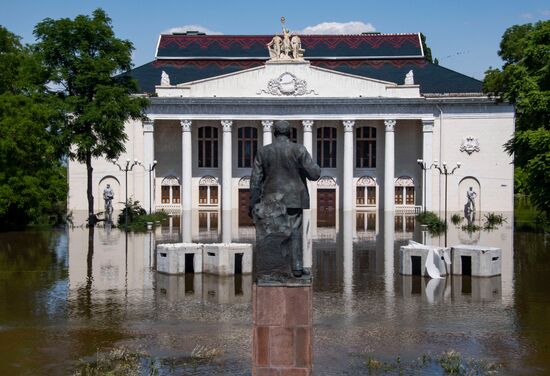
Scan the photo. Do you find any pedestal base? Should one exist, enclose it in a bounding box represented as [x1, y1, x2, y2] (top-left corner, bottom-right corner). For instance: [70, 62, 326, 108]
[252, 282, 312, 375]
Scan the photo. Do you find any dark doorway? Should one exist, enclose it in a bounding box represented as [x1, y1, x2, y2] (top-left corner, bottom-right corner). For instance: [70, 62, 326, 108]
[238, 189, 253, 226]
[461, 255, 472, 276]
[185, 253, 194, 273]
[411, 276, 422, 295]
[411, 255, 422, 276]
[317, 189, 336, 227]
[235, 253, 243, 274]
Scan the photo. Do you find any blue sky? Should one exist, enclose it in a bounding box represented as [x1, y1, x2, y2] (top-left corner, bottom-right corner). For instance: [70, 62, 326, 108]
[2, 0, 548, 79]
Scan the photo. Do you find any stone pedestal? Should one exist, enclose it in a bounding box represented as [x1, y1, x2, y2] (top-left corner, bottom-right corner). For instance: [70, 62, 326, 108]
[252, 282, 312, 376]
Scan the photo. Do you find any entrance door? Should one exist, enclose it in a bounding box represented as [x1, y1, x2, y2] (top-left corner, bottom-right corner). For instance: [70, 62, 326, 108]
[238, 189, 253, 226]
[317, 189, 336, 227]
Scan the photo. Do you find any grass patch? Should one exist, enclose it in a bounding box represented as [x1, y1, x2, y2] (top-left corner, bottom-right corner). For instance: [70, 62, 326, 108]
[74, 345, 224, 375]
[359, 350, 500, 375]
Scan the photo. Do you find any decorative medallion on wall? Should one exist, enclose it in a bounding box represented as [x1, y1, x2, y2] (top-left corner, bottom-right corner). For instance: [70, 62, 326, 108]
[317, 176, 337, 188]
[459, 136, 480, 155]
[199, 176, 218, 186]
[395, 176, 414, 187]
[258, 72, 316, 96]
[357, 176, 376, 187]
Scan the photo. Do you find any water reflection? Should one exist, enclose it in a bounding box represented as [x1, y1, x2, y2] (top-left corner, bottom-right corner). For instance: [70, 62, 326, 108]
[1, 210, 548, 375]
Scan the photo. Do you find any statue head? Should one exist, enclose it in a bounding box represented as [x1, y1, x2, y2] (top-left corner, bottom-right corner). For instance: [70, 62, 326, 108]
[273, 120, 291, 137]
[106, 184, 110, 188]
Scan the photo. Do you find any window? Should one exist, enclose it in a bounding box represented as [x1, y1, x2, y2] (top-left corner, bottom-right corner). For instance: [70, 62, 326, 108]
[356, 187, 365, 205]
[198, 126, 218, 168]
[395, 187, 403, 205]
[367, 187, 376, 205]
[199, 186, 208, 204]
[161, 186, 170, 203]
[238, 127, 258, 168]
[198, 176, 219, 206]
[172, 186, 180, 203]
[395, 176, 415, 206]
[317, 127, 337, 168]
[405, 187, 415, 205]
[161, 176, 181, 204]
[356, 126, 376, 168]
[357, 176, 376, 206]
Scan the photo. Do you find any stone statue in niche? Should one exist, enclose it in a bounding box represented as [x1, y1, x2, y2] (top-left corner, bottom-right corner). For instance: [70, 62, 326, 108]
[103, 184, 114, 223]
[250, 120, 320, 282]
[466, 186, 477, 213]
[160, 70, 170, 86]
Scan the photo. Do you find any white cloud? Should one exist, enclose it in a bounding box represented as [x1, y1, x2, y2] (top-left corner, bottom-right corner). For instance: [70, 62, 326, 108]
[163, 24, 223, 35]
[520, 12, 534, 19]
[540, 9, 550, 16]
[299, 21, 376, 35]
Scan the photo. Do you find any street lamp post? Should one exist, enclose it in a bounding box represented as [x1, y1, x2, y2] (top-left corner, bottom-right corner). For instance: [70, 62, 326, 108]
[416, 159, 436, 213]
[143, 160, 157, 213]
[433, 161, 461, 247]
[113, 158, 140, 229]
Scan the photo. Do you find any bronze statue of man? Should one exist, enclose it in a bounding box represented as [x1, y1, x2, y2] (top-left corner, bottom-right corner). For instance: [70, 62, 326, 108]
[250, 120, 321, 281]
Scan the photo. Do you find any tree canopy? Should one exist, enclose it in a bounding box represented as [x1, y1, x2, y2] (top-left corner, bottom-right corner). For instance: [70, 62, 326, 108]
[33, 9, 148, 221]
[0, 26, 67, 229]
[483, 20, 550, 218]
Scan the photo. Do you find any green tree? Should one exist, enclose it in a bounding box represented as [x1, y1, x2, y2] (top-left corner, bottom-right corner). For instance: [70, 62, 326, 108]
[33, 9, 148, 223]
[483, 20, 550, 218]
[0, 26, 67, 229]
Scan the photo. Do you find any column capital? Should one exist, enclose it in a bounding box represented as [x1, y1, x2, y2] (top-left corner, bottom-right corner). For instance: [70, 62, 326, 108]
[180, 119, 192, 132]
[343, 120, 355, 132]
[221, 120, 233, 132]
[143, 119, 154, 132]
[302, 120, 314, 131]
[384, 119, 396, 132]
[422, 119, 434, 132]
[261, 120, 273, 131]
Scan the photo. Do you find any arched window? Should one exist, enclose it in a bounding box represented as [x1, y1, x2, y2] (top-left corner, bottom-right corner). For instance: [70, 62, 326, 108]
[395, 176, 415, 205]
[238, 127, 258, 168]
[198, 176, 219, 205]
[356, 176, 376, 206]
[356, 126, 376, 168]
[317, 127, 337, 168]
[198, 126, 218, 168]
[161, 176, 180, 204]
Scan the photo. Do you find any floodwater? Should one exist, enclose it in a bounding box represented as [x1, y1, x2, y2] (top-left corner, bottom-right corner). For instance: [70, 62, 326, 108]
[0, 212, 548, 375]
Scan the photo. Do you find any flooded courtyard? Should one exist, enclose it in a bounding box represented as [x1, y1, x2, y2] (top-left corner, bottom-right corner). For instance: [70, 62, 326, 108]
[0, 212, 548, 375]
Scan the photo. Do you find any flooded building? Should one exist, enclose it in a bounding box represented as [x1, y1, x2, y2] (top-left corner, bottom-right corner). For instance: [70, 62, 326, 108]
[67, 30, 514, 239]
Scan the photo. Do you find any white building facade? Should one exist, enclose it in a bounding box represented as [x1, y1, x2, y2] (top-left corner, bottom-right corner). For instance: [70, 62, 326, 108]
[68, 31, 514, 241]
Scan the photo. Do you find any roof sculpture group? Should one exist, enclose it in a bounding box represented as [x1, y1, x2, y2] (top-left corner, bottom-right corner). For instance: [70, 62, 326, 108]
[267, 17, 305, 61]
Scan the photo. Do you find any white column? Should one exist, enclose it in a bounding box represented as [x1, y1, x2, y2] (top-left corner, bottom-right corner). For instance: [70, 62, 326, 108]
[384, 119, 396, 212]
[422, 119, 434, 211]
[261, 120, 273, 146]
[221, 120, 233, 244]
[142, 119, 155, 213]
[343, 120, 355, 211]
[302, 120, 314, 271]
[181, 120, 192, 242]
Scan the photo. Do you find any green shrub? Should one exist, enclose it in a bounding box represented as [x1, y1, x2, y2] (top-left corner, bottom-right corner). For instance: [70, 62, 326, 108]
[451, 214, 462, 225]
[417, 212, 446, 234]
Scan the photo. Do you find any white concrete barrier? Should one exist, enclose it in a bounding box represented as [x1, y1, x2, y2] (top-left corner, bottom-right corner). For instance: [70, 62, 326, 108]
[156, 243, 203, 274]
[203, 243, 253, 276]
[400, 241, 450, 277]
[451, 245, 501, 277]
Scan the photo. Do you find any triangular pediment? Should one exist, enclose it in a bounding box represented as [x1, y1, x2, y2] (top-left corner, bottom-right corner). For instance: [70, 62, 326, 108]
[155, 62, 421, 99]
